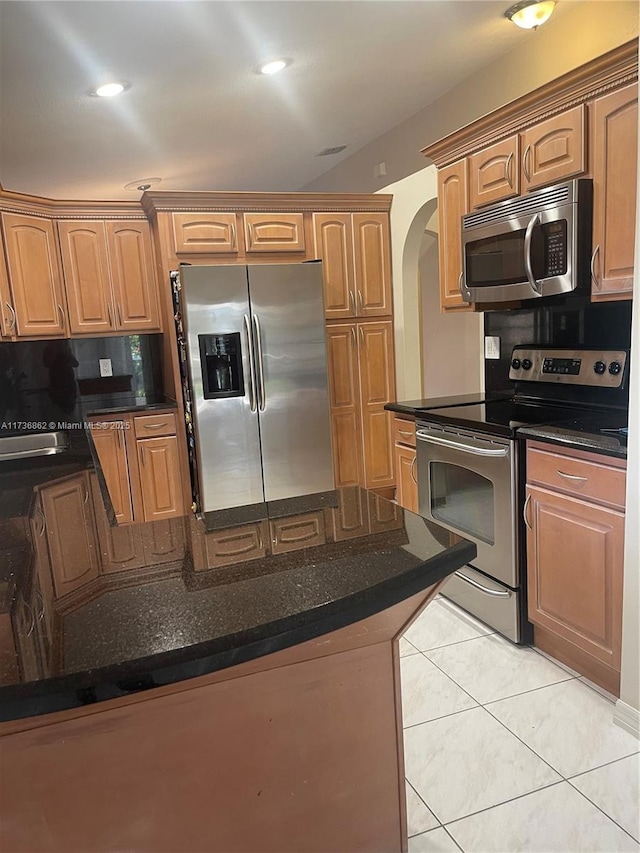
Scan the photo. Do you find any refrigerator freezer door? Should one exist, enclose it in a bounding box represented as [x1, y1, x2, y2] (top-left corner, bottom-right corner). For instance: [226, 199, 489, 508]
[180, 265, 264, 511]
[248, 264, 334, 503]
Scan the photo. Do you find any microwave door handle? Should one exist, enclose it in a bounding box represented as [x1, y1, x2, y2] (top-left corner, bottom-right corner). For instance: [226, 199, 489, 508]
[243, 314, 257, 413]
[524, 213, 543, 295]
[416, 430, 509, 458]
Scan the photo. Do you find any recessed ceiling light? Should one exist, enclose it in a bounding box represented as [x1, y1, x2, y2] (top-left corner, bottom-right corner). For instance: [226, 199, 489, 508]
[90, 81, 131, 98]
[260, 59, 289, 75]
[317, 146, 348, 157]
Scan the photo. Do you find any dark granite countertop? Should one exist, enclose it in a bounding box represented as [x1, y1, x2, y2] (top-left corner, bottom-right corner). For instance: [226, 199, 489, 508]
[0, 482, 475, 722]
[517, 420, 628, 460]
[385, 393, 511, 418]
[82, 395, 178, 417]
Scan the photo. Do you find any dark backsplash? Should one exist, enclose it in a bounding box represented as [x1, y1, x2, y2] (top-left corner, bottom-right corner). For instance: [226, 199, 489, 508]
[484, 296, 633, 405]
[0, 335, 164, 430]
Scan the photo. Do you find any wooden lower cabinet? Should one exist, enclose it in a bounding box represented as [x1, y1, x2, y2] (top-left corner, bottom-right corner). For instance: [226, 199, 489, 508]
[270, 512, 326, 555]
[326, 320, 395, 491]
[395, 445, 418, 514]
[525, 442, 626, 695]
[329, 488, 369, 542]
[140, 518, 186, 565]
[197, 521, 268, 571]
[91, 422, 134, 524]
[40, 473, 100, 598]
[137, 436, 183, 523]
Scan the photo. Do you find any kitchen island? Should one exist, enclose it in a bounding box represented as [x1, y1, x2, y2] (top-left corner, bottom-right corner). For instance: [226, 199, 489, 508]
[0, 462, 475, 852]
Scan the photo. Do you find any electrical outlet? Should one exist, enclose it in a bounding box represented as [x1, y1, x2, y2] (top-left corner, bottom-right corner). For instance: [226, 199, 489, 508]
[484, 336, 501, 360]
[99, 358, 113, 377]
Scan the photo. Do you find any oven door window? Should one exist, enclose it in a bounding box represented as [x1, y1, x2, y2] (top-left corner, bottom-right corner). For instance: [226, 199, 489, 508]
[429, 461, 494, 545]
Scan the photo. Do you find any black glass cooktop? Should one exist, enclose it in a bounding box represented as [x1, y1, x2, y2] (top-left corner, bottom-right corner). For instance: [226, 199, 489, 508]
[416, 399, 627, 439]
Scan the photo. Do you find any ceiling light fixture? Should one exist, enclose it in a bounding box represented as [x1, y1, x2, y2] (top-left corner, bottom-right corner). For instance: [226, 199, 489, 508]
[504, 0, 556, 29]
[260, 59, 288, 75]
[91, 81, 131, 98]
[124, 177, 161, 192]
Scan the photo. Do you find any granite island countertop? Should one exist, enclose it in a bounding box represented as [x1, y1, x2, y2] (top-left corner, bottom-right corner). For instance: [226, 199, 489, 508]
[0, 483, 475, 722]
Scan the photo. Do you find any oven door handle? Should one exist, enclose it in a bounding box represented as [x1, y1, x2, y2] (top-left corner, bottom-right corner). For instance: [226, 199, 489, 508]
[416, 430, 510, 457]
[523, 213, 543, 295]
[454, 570, 512, 598]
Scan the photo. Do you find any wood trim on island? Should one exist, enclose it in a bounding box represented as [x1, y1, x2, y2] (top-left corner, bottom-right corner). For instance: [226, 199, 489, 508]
[0, 585, 443, 853]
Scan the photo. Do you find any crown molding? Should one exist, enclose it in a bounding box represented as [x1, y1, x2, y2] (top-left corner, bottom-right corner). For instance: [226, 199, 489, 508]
[141, 191, 393, 216]
[0, 189, 146, 220]
[422, 38, 638, 168]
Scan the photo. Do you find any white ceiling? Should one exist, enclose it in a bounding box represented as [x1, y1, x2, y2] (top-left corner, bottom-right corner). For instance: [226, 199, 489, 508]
[0, 0, 572, 200]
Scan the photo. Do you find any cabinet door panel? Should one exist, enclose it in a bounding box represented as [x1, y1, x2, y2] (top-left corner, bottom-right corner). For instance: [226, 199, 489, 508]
[325, 324, 363, 488]
[58, 221, 113, 335]
[106, 221, 160, 332]
[590, 84, 638, 301]
[41, 474, 99, 598]
[352, 213, 392, 316]
[91, 477, 146, 574]
[138, 436, 183, 522]
[367, 492, 403, 534]
[527, 485, 623, 670]
[1, 213, 66, 337]
[358, 322, 395, 490]
[395, 445, 418, 513]
[521, 105, 586, 191]
[437, 160, 471, 312]
[469, 135, 519, 209]
[141, 518, 186, 565]
[313, 213, 354, 318]
[244, 213, 305, 253]
[0, 242, 14, 339]
[90, 422, 134, 525]
[172, 213, 238, 254]
[330, 487, 369, 541]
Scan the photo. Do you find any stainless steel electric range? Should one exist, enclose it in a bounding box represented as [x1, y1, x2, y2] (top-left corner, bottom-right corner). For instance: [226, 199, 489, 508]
[415, 346, 628, 644]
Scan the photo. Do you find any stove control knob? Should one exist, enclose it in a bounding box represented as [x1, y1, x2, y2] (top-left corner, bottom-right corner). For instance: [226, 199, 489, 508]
[511, 358, 521, 370]
[594, 361, 607, 375]
[608, 361, 622, 376]
[521, 358, 532, 371]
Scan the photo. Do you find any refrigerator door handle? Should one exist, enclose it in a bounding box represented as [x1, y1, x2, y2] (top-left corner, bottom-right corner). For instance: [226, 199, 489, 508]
[243, 314, 257, 413]
[253, 314, 266, 412]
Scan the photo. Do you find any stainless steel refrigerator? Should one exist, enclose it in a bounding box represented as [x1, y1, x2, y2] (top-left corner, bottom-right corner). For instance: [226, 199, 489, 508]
[175, 263, 334, 514]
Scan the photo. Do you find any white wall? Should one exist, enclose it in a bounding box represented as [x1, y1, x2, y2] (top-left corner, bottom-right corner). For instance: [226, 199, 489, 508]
[304, 2, 638, 194]
[377, 166, 482, 401]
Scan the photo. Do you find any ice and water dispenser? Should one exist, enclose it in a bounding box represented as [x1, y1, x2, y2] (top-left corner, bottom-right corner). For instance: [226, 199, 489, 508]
[198, 333, 244, 398]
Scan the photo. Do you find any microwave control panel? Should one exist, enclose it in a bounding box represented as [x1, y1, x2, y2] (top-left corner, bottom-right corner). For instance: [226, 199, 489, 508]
[509, 348, 627, 388]
[543, 220, 567, 277]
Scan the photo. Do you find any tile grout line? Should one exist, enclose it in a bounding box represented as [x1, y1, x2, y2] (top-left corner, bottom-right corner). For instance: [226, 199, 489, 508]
[405, 777, 443, 836]
[403, 703, 479, 732]
[417, 645, 578, 713]
[564, 775, 640, 844]
[441, 823, 465, 852]
[442, 778, 567, 831]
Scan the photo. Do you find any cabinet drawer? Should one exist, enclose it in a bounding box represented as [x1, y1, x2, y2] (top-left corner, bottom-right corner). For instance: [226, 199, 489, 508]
[393, 416, 416, 448]
[133, 412, 177, 438]
[526, 444, 626, 510]
[270, 511, 326, 554]
[202, 522, 267, 570]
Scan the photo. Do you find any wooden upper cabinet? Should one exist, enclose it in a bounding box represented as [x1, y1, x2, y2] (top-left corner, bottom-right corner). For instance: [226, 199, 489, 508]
[520, 105, 586, 192]
[172, 212, 239, 255]
[244, 213, 305, 253]
[105, 221, 161, 332]
[137, 435, 183, 522]
[1, 213, 67, 337]
[313, 213, 355, 318]
[58, 220, 114, 335]
[352, 213, 392, 316]
[437, 160, 471, 312]
[90, 422, 134, 525]
[590, 84, 638, 301]
[357, 321, 396, 491]
[40, 473, 99, 598]
[469, 135, 520, 209]
[325, 323, 363, 488]
[0, 242, 13, 338]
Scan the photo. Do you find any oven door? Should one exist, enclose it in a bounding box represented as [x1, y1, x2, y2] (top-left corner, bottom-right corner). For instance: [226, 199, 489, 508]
[416, 423, 518, 587]
[461, 200, 576, 303]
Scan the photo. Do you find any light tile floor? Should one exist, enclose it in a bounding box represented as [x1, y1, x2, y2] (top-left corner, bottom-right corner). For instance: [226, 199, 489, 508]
[401, 596, 640, 853]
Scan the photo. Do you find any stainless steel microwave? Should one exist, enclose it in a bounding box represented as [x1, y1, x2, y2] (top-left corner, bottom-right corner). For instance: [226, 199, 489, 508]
[460, 178, 592, 304]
